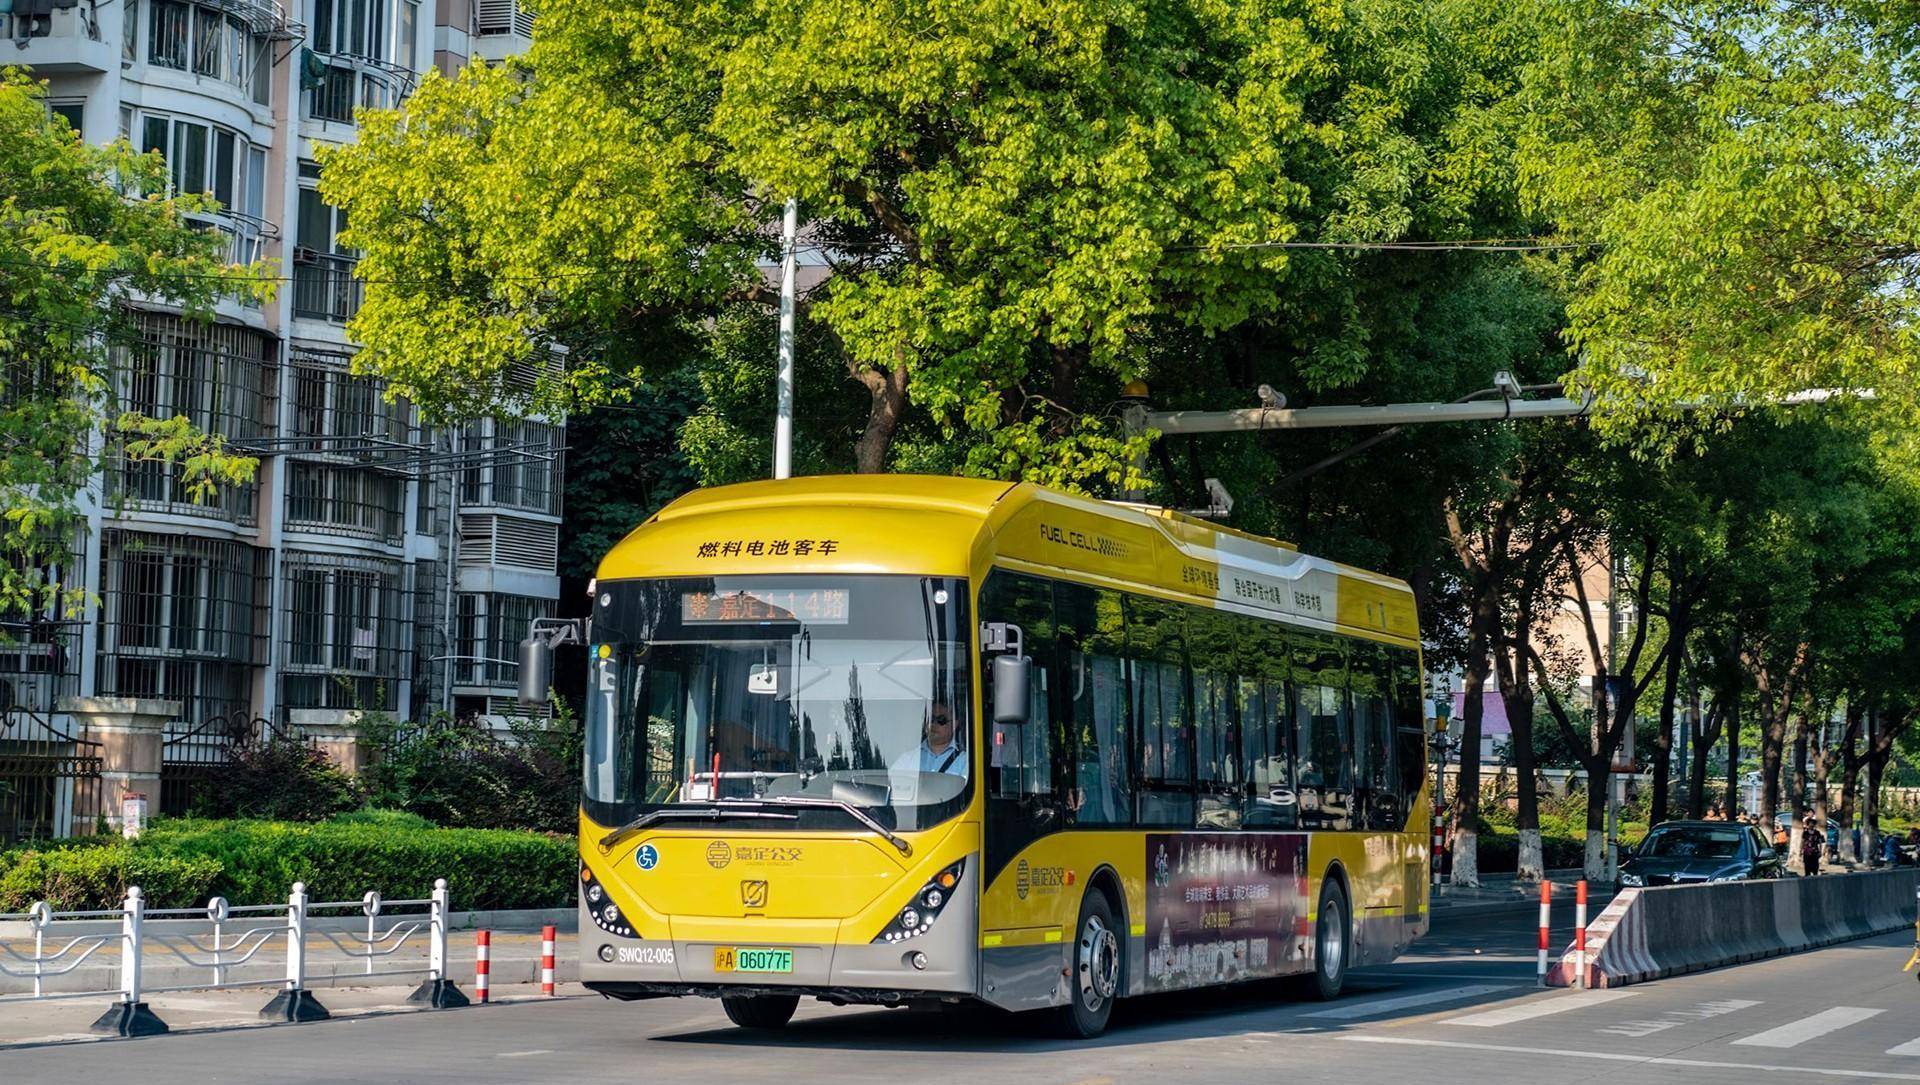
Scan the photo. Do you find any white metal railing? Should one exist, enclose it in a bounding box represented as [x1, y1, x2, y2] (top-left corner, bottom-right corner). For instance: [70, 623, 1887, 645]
[0, 878, 466, 1035]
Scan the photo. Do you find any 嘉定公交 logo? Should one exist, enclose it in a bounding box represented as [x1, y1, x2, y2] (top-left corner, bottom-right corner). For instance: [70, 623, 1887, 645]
[635, 844, 659, 871]
[741, 880, 768, 908]
[706, 841, 732, 869]
[1016, 859, 1031, 900]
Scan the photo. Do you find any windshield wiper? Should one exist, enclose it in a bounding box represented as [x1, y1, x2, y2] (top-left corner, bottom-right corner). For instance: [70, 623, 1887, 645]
[752, 796, 914, 857]
[596, 806, 799, 854]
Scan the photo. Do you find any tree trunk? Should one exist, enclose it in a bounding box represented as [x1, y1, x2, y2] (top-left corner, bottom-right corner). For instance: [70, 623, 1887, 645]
[1725, 698, 1742, 819]
[1651, 630, 1683, 825]
[1865, 709, 1888, 864]
[1810, 713, 1832, 865]
[1687, 687, 1722, 818]
[1452, 595, 1496, 888]
[1835, 703, 1862, 865]
[1787, 716, 1809, 873]
[1495, 634, 1541, 881]
[851, 364, 908, 473]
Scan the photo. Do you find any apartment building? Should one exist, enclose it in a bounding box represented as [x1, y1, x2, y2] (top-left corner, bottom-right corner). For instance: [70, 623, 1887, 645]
[2, 0, 554, 752]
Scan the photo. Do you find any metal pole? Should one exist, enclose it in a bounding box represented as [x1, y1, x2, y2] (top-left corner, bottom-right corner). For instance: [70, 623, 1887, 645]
[286, 881, 307, 995]
[773, 197, 798, 480]
[123, 886, 143, 1006]
[430, 878, 449, 983]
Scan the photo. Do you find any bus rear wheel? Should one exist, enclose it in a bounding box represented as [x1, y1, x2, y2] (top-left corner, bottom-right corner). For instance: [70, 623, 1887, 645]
[1054, 889, 1122, 1038]
[1308, 877, 1349, 1001]
[722, 993, 799, 1029]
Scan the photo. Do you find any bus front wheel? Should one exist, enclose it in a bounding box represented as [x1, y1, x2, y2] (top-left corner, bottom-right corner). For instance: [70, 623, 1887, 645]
[1054, 889, 1122, 1038]
[1309, 877, 1349, 1001]
[722, 993, 799, 1029]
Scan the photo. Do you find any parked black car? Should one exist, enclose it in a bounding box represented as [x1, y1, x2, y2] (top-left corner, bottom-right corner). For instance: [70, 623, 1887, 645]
[1619, 820, 1784, 887]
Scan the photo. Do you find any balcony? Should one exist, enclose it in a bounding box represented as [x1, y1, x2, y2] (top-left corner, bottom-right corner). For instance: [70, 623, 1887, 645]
[291, 249, 362, 323]
[304, 50, 416, 124]
[1, 0, 113, 73]
[187, 209, 279, 273]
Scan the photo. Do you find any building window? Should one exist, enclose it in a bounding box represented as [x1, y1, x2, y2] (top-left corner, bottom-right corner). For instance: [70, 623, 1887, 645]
[47, 99, 84, 133]
[285, 462, 407, 541]
[95, 531, 271, 725]
[453, 592, 542, 688]
[293, 173, 363, 322]
[279, 553, 407, 711]
[456, 419, 563, 515]
[149, 0, 268, 99]
[107, 312, 276, 523]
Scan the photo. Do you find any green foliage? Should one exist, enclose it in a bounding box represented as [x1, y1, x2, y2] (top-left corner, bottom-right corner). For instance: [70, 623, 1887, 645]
[357, 708, 582, 834]
[0, 844, 222, 911]
[134, 817, 575, 910]
[0, 70, 272, 615]
[319, 0, 1555, 486]
[188, 740, 361, 822]
[1519, 0, 1920, 431]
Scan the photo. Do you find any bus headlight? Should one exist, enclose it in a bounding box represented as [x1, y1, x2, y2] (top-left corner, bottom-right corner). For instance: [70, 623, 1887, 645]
[873, 859, 965, 944]
[581, 864, 636, 939]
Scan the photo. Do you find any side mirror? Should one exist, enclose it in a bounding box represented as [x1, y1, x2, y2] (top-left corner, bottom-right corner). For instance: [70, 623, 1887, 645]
[992, 654, 1031, 724]
[517, 635, 552, 707]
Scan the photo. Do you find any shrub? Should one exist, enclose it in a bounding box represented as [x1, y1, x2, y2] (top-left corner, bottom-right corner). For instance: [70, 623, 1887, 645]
[138, 818, 575, 910]
[189, 740, 359, 822]
[357, 707, 582, 833]
[326, 808, 435, 831]
[0, 845, 222, 911]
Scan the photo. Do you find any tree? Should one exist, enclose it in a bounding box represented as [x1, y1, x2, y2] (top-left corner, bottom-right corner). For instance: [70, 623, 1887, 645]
[1519, 0, 1920, 429]
[321, 0, 1563, 489]
[0, 72, 269, 620]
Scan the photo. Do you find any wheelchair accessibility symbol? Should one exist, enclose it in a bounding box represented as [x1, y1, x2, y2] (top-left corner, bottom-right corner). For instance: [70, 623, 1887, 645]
[636, 844, 660, 871]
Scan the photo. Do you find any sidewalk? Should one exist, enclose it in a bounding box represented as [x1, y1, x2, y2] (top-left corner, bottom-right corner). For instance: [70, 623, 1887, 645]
[1429, 869, 1600, 917]
[0, 979, 586, 1049]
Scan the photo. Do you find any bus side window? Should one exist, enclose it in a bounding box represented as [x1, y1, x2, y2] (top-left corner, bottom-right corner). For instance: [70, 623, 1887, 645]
[1351, 644, 1397, 830]
[1127, 595, 1192, 828]
[1391, 650, 1428, 825]
[1057, 580, 1130, 828]
[1292, 633, 1351, 830]
[1190, 606, 1240, 830]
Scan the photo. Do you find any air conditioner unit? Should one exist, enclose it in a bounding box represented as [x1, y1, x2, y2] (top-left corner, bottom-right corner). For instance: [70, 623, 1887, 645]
[293, 246, 319, 263]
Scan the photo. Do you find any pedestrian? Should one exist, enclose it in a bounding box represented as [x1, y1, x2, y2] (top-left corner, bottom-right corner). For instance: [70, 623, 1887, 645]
[1887, 830, 1905, 868]
[1773, 819, 1790, 850]
[1801, 815, 1823, 876]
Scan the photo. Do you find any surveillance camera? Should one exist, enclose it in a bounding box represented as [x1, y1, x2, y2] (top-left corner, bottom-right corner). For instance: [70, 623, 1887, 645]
[1256, 384, 1286, 409]
[1203, 478, 1234, 517]
[1492, 370, 1521, 398]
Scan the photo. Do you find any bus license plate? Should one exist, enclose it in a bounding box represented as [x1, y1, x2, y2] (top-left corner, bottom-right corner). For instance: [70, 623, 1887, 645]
[715, 947, 793, 974]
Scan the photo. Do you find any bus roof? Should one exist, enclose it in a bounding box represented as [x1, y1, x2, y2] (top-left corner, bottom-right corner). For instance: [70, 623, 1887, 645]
[599, 475, 1417, 646]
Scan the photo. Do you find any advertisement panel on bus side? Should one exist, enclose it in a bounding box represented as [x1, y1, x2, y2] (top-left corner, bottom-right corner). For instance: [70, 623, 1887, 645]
[1144, 833, 1311, 991]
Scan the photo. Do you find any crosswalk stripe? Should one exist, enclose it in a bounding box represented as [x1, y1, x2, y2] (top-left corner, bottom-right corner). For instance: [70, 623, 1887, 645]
[1886, 1038, 1920, 1057]
[1596, 999, 1762, 1038]
[1301, 984, 1520, 1021]
[1732, 1007, 1884, 1049]
[1443, 990, 1636, 1027]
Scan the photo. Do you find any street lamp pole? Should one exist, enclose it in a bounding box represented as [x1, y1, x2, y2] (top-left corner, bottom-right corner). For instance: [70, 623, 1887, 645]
[773, 198, 798, 480]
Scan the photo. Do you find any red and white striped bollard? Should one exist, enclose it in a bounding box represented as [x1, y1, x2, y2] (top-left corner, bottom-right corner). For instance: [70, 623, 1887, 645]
[541, 924, 556, 996]
[475, 929, 491, 1003]
[1574, 880, 1589, 990]
[1536, 880, 1552, 987]
[1431, 817, 1444, 886]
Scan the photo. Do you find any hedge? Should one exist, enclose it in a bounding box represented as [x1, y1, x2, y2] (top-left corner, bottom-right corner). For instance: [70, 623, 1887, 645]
[0, 846, 222, 911]
[1470, 832, 1587, 874]
[0, 815, 576, 913]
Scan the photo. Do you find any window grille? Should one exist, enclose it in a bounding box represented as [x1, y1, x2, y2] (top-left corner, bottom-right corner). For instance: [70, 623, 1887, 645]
[279, 552, 407, 711]
[452, 592, 542, 688]
[409, 558, 445, 717]
[454, 419, 563, 516]
[148, 0, 268, 100]
[285, 462, 406, 541]
[287, 354, 413, 451]
[105, 312, 276, 524]
[149, 0, 190, 68]
[95, 531, 270, 723]
[0, 533, 84, 714]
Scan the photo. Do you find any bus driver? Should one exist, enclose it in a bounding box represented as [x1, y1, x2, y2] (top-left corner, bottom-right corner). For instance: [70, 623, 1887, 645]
[893, 702, 968, 777]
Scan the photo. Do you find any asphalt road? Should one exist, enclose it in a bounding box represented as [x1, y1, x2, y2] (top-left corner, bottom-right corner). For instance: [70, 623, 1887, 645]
[5, 906, 1915, 1084]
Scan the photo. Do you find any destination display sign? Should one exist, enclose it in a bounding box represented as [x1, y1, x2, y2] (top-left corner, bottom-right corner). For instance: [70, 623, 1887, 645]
[680, 588, 851, 625]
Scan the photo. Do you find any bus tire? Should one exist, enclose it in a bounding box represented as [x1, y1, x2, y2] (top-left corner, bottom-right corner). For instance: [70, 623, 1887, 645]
[721, 993, 799, 1030]
[1309, 876, 1349, 1001]
[1054, 889, 1122, 1039]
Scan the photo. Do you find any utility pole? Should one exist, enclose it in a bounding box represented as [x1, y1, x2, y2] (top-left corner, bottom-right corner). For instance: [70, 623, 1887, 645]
[773, 198, 798, 480]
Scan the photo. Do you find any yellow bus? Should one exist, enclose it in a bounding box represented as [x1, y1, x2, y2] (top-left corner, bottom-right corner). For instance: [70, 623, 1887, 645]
[537, 475, 1430, 1037]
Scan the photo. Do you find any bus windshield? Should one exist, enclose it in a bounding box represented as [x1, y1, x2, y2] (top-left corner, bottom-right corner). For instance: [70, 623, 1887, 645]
[583, 575, 973, 833]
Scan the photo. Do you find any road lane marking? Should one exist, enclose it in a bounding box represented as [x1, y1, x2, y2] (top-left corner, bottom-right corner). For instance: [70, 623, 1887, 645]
[1342, 1035, 1920, 1082]
[496, 1050, 554, 1058]
[1889, 1038, 1920, 1057]
[1443, 990, 1635, 1027]
[1732, 1007, 1884, 1049]
[1596, 998, 1760, 1037]
[1302, 984, 1520, 1021]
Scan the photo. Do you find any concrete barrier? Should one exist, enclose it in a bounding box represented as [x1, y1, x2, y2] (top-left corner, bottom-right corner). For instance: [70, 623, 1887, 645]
[1549, 869, 1920, 987]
